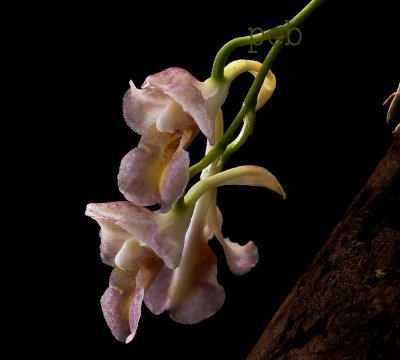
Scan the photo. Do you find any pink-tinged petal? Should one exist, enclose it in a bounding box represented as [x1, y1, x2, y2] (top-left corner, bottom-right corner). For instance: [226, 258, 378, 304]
[86, 201, 166, 265]
[100, 268, 137, 343]
[101, 256, 163, 343]
[144, 244, 225, 324]
[116, 206, 190, 269]
[125, 287, 145, 343]
[169, 255, 225, 324]
[143, 68, 214, 144]
[143, 266, 174, 315]
[123, 81, 170, 135]
[112, 205, 161, 254]
[204, 202, 259, 275]
[219, 237, 259, 275]
[125, 257, 163, 343]
[101, 287, 131, 342]
[118, 126, 190, 212]
[160, 146, 189, 211]
[118, 147, 159, 206]
[86, 202, 133, 266]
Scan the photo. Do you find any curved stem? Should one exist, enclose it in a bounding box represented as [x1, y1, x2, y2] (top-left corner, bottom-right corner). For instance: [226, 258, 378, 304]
[189, 40, 284, 179]
[290, 0, 325, 28]
[221, 108, 256, 168]
[210, 0, 325, 81]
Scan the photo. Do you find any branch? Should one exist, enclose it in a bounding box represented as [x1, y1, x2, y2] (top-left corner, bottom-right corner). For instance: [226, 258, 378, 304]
[247, 135, 400, 359]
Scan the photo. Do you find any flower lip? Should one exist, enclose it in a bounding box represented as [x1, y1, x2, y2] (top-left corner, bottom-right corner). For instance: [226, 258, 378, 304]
[117, 126, 190, 212]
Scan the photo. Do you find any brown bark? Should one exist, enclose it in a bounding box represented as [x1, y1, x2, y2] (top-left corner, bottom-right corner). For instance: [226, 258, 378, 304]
[247, 135, 400, 360]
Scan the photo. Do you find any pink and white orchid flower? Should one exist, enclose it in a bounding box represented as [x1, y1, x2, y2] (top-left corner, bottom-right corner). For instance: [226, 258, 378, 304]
[118, 62, 276, 212]
[85, 201, 191, 343]
[86, 164, 285, 341]
[144, 165, 286, 324]
[118, 67, 228, 212]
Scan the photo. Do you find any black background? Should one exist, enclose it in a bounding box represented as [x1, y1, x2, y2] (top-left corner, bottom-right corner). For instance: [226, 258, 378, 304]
[51, 1, 399, 358]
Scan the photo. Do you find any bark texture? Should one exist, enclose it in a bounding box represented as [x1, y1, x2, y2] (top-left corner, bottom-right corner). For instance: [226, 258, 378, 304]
[247, 135, 400, 360]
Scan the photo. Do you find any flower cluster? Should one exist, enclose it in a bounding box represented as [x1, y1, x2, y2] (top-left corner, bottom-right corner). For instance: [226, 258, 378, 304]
[86, 61, 285, 343]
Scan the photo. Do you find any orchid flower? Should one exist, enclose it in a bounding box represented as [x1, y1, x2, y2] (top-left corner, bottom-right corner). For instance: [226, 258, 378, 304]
[90, 172, 280, 339]
[85, 200, 192, 343]
[118, 67, 226, 212]
[86, 61, 280, 341]
[144, 166, 285, 324]
[143, 109, 285, 324]
[118, 63, 275, 212]
[87, 163, 285, 341]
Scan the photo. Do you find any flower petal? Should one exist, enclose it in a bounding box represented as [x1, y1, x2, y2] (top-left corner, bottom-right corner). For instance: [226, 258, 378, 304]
[118, 125, 190, 212]
[86, 202, 132, 266]
[151, 210, 193, 269]
[143, 266, 173, 315]
[123, 80, 170, 135]
[223, 60, 276, 110]
[213, 166, 286, 198]
[126, 256, 163, 343]
[219, 237, 259, 275]
[205, 199, 259, 275]
[86, 201, 167, 265]
[185, 165, 286, 208]
[100, 268, 138, 343]
[169, 250, 225, 324]
[144, 241, 225, 324]
[125, 287, 145, 343]
[101, 254, 163, 343]
[143, 68, 215, 144]
[109, 205, 191, 270]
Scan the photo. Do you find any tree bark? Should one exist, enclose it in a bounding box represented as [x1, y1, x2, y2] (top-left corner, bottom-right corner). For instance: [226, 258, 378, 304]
[247, 135, 400, 360]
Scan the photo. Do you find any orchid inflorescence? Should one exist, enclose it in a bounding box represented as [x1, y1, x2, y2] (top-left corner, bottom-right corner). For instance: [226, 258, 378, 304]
[86, 0, 324, 343]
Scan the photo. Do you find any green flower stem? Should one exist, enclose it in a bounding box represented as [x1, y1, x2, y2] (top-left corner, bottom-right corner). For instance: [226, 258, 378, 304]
[221, 108, 256, 168]
[211, 0, 325, 82]
[189, 40, 284, 180]
[290, 0, 325, 28]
